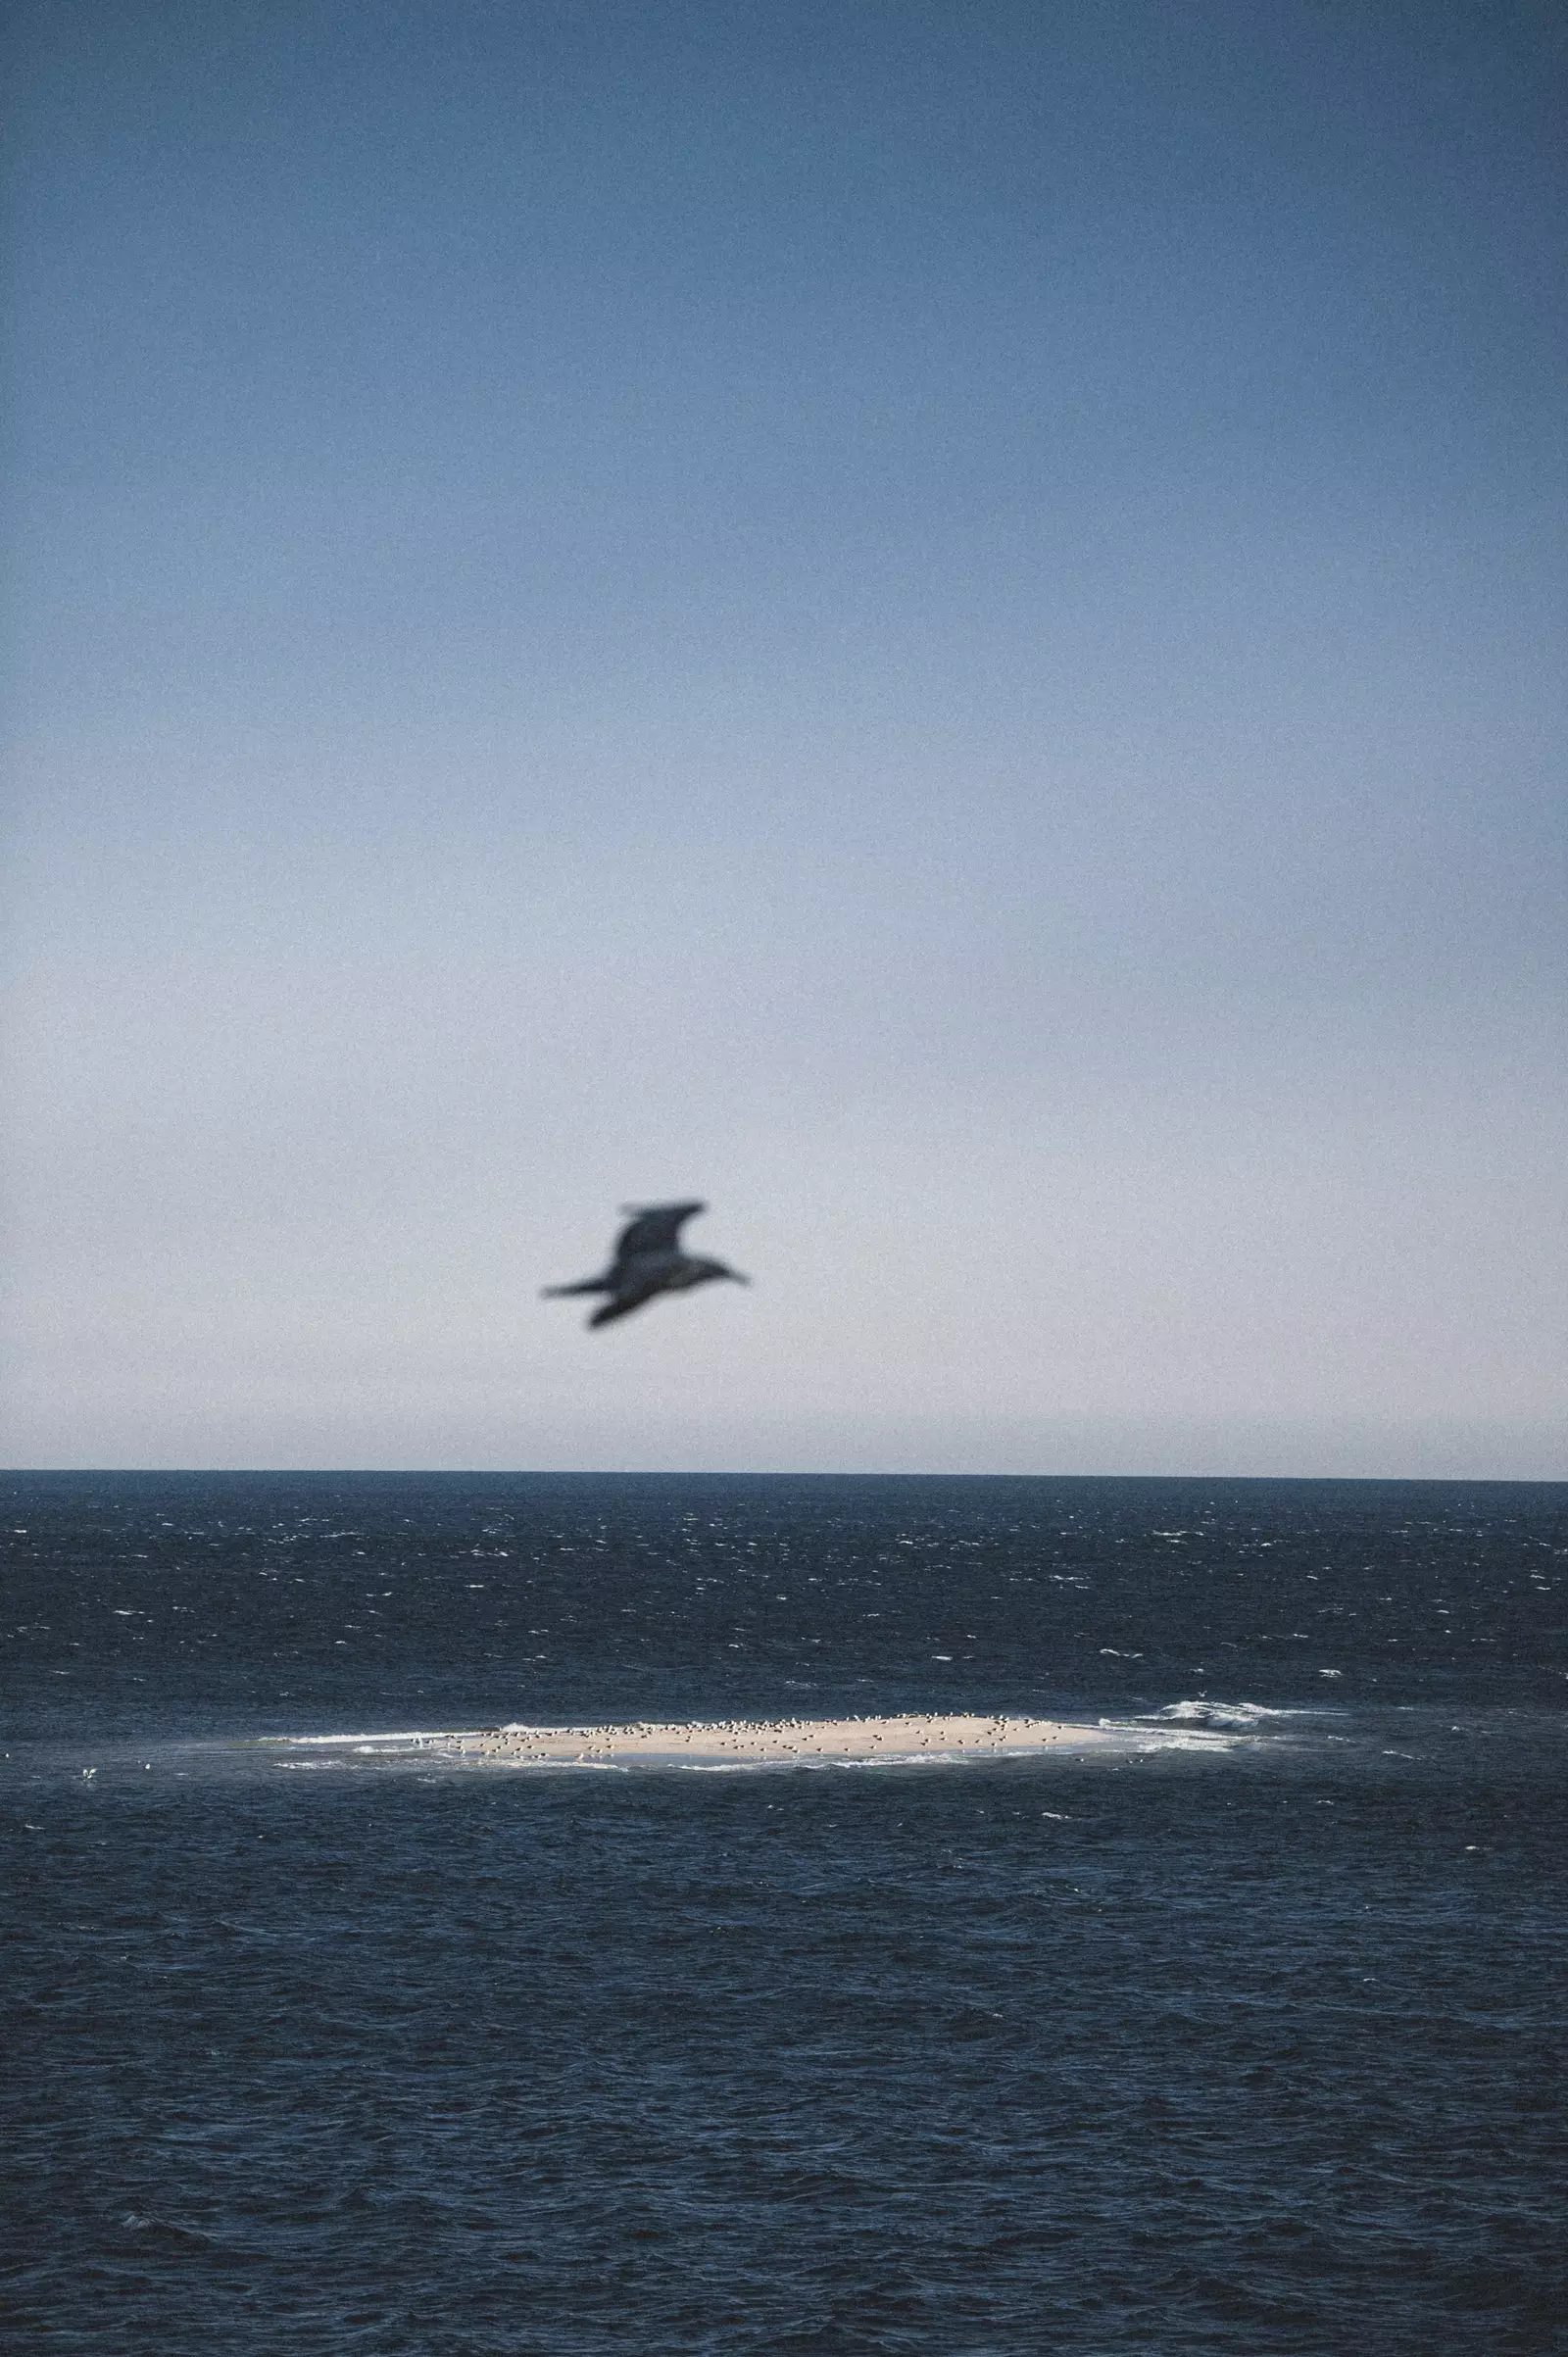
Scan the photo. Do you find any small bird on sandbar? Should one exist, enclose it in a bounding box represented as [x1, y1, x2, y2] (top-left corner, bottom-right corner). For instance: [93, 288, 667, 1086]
[542, 1201, 749, 1329]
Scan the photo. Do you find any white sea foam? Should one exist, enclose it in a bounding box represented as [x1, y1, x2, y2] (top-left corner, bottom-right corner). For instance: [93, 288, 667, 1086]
[1143, 1733, 1245, 1752]
[1098, 1718, 1238, 1748]
[267, 1731, 460, 1746]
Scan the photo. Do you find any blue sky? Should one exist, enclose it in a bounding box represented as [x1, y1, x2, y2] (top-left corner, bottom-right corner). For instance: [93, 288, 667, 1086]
[5, 0, 1563, 1472]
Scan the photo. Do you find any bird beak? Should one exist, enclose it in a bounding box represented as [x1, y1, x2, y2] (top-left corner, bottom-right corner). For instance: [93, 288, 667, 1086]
[729, 1270, 750, 1284]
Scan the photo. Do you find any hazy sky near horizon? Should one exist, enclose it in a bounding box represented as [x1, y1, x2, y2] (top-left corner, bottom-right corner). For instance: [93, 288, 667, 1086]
[5, 0, 1564, 1474]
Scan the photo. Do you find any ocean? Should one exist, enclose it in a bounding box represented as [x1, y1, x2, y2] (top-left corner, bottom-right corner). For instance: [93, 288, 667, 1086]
[5, 1472, 1565, 2355]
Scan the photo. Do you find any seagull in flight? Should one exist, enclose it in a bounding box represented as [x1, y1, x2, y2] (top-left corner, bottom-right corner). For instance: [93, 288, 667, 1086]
[543, 1201, 749, 1328]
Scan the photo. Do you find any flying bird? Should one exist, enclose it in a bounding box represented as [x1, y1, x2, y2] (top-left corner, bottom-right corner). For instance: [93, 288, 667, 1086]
[543, 1201, 749, 1328]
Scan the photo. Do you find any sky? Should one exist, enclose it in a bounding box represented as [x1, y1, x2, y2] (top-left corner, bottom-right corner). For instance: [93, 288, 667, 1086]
[4, 0, 1564, 1475]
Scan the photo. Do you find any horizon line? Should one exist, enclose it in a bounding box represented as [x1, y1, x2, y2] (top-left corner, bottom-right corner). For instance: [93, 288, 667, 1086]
[5, 1466, 1565, 1487]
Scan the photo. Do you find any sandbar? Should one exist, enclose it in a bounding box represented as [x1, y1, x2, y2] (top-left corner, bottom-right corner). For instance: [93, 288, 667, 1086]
[272, 1712, 1126, 1768]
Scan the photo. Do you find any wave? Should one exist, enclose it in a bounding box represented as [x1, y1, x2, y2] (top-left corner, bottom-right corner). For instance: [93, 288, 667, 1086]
[1139, 1698, 1328, 1730]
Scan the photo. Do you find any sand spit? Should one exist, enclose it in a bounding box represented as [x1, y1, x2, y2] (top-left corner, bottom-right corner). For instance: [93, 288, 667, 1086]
[272, 1712, 1131, 1769]
[478, 1712, 1122, 1766]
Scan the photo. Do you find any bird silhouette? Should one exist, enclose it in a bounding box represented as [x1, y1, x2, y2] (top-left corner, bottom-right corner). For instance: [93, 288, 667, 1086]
[543, 1201, 748, 1328]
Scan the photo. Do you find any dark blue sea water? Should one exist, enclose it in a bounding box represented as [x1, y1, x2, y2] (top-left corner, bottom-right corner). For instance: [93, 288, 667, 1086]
[5, 1473, 1566, 2355]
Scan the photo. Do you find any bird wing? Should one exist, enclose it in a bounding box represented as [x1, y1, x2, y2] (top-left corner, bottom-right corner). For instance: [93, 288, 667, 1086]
[612, 1201, 705, 1267]
[589, 1284, 663, 1328]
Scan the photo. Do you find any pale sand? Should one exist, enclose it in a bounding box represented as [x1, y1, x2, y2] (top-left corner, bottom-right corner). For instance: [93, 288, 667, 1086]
[293, 1712, 1124, 1767]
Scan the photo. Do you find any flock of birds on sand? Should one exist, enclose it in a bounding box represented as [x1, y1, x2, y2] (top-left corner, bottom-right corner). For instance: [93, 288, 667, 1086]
[543, 1201, 746, 1328]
